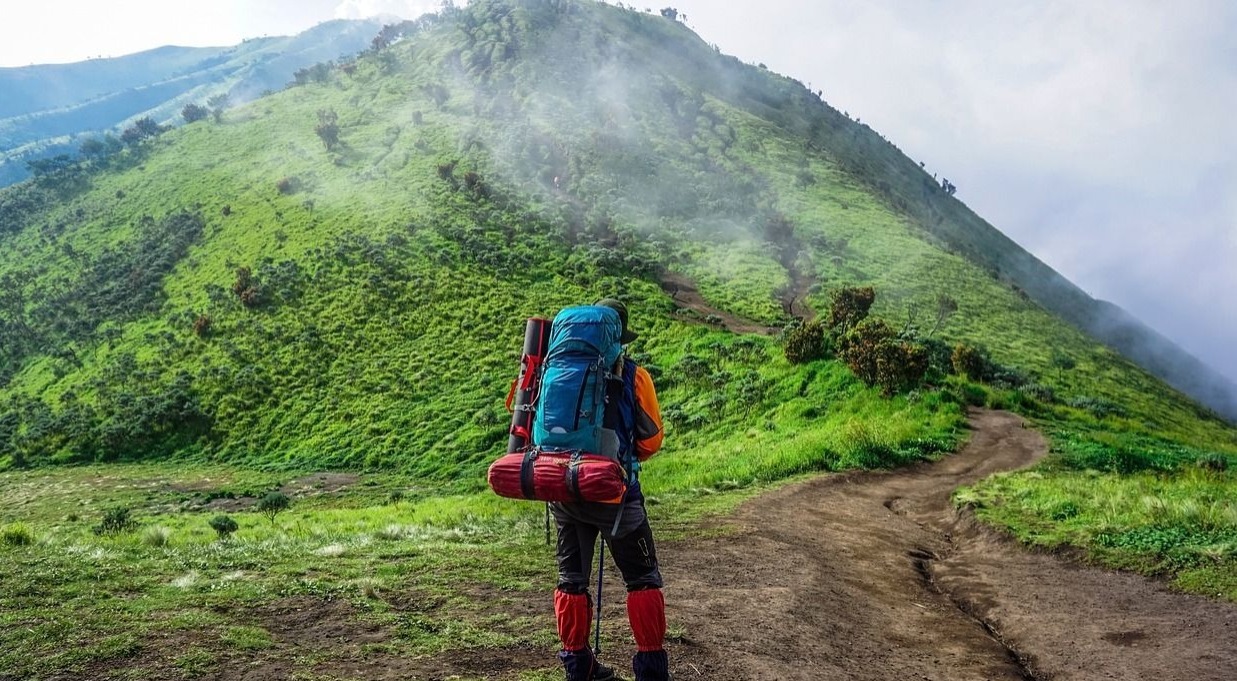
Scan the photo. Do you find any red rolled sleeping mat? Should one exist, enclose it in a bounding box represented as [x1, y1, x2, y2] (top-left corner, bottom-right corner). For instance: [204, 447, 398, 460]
[488, 450, 627, 504]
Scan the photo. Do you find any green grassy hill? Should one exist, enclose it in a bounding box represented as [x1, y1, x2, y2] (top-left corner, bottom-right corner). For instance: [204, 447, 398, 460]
[2, 0, 1231, 468]
[1, 5, 1235, 670]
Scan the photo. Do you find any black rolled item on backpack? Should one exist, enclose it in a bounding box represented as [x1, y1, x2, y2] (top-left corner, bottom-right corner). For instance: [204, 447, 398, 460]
[507, 317, 552, 453]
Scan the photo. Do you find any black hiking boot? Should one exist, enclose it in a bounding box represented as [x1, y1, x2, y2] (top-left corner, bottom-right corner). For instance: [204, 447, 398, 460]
[632, 650, 670, 681]
[592, 660, 618, 680]
[560, 649, 620, 681]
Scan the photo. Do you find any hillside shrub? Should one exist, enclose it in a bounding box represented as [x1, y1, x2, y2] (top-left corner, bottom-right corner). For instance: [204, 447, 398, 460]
[94, 507, 136, 535]
[121, 117, 165, 145]
[276, 176, 300, 195]
[257, 492, 291, 524]
[827, 286, 875, 333]
[209, 515, 238, 540]
[874, 340, 929, 396]
[315, 109, 340, 150]
[1020, 383, 1056, 403]
[1, 522, 34, 546]
[182, 104, 209, 123]
[950, 343, 988, 381]
[783, 320, 829, 364]
[1050, 349, 1077, 379]
[232, 267, 263, 308]
[837, 317, 894, 386]
[193, 315, 212, 338]
[989, 366, 1030, 389]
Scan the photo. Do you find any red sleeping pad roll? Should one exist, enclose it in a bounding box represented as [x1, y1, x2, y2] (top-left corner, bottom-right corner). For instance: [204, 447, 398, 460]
[488, 449, 627, 504]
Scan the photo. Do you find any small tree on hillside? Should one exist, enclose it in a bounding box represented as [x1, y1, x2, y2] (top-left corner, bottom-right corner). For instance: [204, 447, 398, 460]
[257, 492, 291, 525]
[121, 117, 164, 145]
[207, 94, 230, 123]
[660, 7, 679, 21]
[827, 286, 876, 334]
[181, 103, 209, 123]
[928, 294, 958, 337]
[315, 109, 340, 150]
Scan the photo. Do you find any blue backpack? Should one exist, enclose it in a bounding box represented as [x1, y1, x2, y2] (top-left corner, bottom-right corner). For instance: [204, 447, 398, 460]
[532, 306, 624, 455]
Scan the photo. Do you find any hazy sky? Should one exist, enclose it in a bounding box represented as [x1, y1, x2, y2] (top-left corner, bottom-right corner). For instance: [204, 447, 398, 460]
[1, 1, 1233, 384]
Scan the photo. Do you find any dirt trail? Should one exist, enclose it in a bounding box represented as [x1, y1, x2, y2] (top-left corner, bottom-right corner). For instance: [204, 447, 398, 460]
[658, 410, 1237, 680]
[658, 271, 781, 335]
[656, 258, 816, 336]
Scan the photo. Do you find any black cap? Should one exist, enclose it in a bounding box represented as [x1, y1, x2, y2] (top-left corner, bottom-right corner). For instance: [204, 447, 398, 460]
[595, 298, 638, 343]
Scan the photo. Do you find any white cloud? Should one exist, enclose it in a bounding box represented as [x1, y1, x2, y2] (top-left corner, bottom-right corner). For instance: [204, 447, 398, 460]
[334, 0, 443, 20]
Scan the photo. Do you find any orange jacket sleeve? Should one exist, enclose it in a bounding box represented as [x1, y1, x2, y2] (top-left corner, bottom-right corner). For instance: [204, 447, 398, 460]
[633, 365, 663, 461]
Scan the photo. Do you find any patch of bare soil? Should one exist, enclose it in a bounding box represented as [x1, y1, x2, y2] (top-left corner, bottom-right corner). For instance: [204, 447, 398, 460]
[660, 409, 1237, 680]
[193, 473, 361, 512]
[658, 272, 781, 336]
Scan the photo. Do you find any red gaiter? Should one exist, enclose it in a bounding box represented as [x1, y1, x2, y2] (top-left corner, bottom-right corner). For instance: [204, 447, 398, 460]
[555, 589, 592, 651]
[626, 588, 666, 652]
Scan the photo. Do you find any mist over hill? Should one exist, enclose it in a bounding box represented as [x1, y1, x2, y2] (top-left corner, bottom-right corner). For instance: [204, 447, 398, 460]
[0, 0, 1232, 474]
[0, 18, 386, 188]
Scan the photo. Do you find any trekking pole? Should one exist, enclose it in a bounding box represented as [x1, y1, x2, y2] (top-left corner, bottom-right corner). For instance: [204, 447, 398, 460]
[594, 539, 605, 655]
[545, 503, 551, 546]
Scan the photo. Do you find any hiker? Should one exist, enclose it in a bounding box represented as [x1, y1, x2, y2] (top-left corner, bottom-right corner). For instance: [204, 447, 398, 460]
[552, 298, 669, 681]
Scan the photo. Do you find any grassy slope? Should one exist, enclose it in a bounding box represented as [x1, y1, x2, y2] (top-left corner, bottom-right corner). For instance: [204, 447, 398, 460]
[1, 1, 1236, 677]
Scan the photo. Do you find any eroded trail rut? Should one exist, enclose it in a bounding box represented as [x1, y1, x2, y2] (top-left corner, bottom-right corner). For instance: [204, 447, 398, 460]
[660, 410, 1237, 680]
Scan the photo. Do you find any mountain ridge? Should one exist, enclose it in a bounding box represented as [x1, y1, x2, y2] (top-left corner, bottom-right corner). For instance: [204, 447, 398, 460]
[0, 18, 387, 188]
[0, 0, 1233, 475]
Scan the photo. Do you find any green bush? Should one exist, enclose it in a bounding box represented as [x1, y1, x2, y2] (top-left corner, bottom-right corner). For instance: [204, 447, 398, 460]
[209, 515, 238, 540]
[836, 318, 894, 386]
[874, 340, 929, 396]
[950, 343, 988, 381]
[1, 522, 35, 546]
[827, 286, 875, 332]
[782, 320, 829, 364]
[257, 492, 291, 524]
[93, 507, 136, 535]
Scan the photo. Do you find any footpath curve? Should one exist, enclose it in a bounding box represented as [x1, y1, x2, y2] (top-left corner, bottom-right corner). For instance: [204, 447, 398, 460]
[655, 410, 1237, 680]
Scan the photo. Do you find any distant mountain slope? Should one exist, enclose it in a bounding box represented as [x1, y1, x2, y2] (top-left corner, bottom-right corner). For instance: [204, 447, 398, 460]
[0, 45, 233, 118]
[0, 19, 386, 187]
[803, 84, 1237, 423]
[0, 0, 1232, 474]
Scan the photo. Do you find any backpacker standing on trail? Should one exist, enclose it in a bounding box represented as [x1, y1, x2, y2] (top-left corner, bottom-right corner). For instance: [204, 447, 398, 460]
[548, 299, 669, 681]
